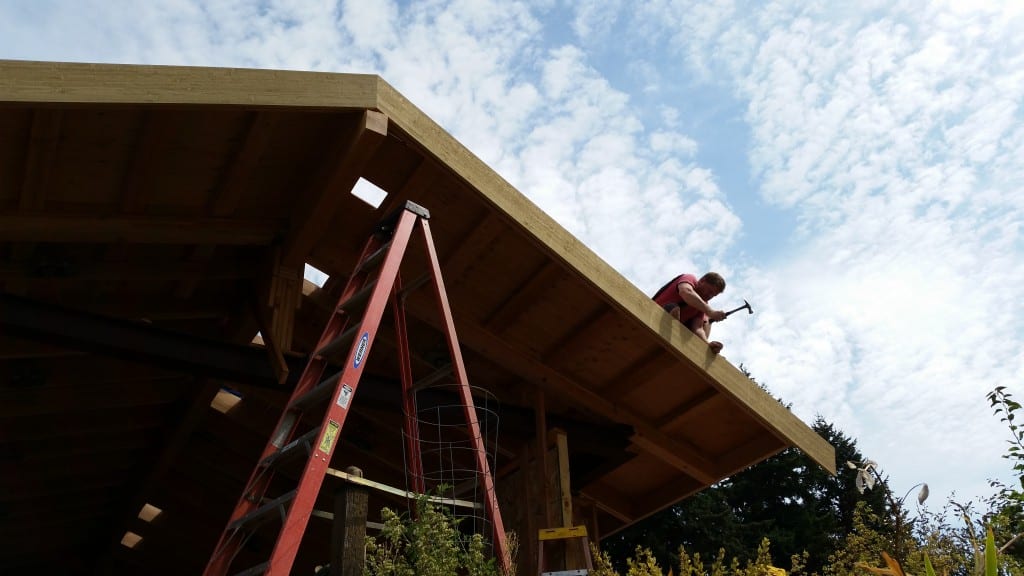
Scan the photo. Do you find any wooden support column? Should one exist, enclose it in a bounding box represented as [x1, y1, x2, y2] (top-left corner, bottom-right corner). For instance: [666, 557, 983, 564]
[256, 248, 301, 383]
[332, 466, 369, 576]
[556, 432, 573, 528]
[534, 388, 552, 527]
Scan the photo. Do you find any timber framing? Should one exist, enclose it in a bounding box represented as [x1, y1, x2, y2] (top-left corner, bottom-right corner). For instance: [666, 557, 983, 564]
[0, 60, 834, 575]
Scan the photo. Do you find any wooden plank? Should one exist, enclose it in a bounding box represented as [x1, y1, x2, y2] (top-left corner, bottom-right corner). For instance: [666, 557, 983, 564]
[97, 379, 221, 574]
[349, 158, 439, 242]
[119, 111, 181, 213]
[0, 333, 83, 358]
[578, 480, 634, 523]
[19, 108, 62, 211]
[0, 378, 188, 418]
[554, 430, 572, 527]
[713, 431, 788, 479]
[377, 79, 837, 475]
[0, 253, 258, 284]
[653, 387, 721, 430]
[483, 260, 560, 331]
[332, 466, 369, 576]
[0, 214, 281, 244]
[627, 432, 713, 482]
[209, 111, 280, 216]
[601, 347, 675, 393]
[281, 110, 388, 266]
[403, 292, 718, 485]
[0, 60, 380, 108]
[325, 467, 481, 509]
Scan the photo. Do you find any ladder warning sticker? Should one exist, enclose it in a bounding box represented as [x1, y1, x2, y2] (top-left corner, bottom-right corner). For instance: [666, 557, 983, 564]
[353, 332, 369, 368]
[318, 420, 340, 454]
[336, 384, 353, 410]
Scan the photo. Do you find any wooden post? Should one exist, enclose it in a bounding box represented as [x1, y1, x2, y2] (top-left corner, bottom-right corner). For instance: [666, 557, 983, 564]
[332, 466, 368, 576]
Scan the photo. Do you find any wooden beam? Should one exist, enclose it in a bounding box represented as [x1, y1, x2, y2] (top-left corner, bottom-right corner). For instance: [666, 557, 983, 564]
[97, 379, 220, 574]
[534, 389, 552, 526]
[626, 471, 707, 530]
[0, 405, 169, 444]
[378, 78, 836, 475]
[438, 211, 505, 282]
[170, 113, 279, 298]
[0, 378, 188, 418]
[209, 111, 279, 216]
[579, 480, 635, 523]
[281, 110, 388, 266]
[554, 430, 572, 527]
[332, 466, 370, 576]
[120, 111, 180, 213]
[350, 159, 439, 241]
[0, 254, 258, 283]
[713, 431, 788, 479]
[0, 214, 281, 244]
[19, 108, 62, 211]
[628, 432, 715, 482]
[540, 306, 612, 363]
[0, 293, 302, 387]
[0, 60, 381, 108]
[653, 387, 721, 430]
[0, 333, 83, 359]
[602, 347, 675, 393]
[483, 260, 561, 331]
[403, 292, 718, 485]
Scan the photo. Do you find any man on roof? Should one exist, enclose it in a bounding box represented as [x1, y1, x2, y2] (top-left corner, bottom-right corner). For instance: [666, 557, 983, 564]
[652, 272, 728, 354]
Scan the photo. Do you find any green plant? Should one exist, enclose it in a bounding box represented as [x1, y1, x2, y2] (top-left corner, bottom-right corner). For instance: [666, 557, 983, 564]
[362, 495, 510, 576]
[857, 526, 1002, 576]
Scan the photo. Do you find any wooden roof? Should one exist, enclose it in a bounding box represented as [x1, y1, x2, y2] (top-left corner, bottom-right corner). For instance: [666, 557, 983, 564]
[0, 60, 834, 574]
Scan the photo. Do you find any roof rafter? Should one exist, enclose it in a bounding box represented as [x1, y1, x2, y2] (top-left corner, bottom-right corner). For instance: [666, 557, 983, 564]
[281, 109, 388, 266]
[403, 290, 719, 485]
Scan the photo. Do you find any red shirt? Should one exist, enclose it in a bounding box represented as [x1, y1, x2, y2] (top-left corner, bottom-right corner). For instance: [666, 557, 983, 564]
[652, 273, 706, 326]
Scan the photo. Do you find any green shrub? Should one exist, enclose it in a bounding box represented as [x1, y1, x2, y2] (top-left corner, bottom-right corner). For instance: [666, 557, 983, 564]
[363, 496, 509, 576]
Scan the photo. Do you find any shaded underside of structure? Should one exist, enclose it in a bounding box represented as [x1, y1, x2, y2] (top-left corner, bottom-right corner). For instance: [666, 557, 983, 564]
[0, 60, 835, 575]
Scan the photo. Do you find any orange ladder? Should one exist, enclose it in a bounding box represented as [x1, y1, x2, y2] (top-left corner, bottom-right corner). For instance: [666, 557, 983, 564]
[203, 201, 509, 576]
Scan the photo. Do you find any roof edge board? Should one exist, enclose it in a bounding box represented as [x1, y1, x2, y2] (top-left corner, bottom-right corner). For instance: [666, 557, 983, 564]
[0, 59, 381, 110]
[375, 78, 837, 476]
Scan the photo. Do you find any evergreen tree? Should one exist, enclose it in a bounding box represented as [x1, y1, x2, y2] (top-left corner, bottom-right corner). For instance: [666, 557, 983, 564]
[602, 417, 891, 573]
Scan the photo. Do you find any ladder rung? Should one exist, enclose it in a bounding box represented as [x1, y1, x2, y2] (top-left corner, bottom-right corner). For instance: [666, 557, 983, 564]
[355, 241, 392, 274]
[542, 571, 589, 576]
[228, 490, 297, 532]
[289, 370, 343, 411]
[260, 427, 320, 470]
[231, 562, 268, 576]
[315, 324, 360, 358]
[337, 279, 378, 314]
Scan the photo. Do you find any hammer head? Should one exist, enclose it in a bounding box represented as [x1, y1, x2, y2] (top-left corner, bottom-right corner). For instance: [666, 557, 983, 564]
[742, 299, 753, 314]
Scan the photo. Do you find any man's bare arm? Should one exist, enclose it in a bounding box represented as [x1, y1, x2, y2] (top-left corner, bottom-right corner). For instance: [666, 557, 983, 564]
[677, 282, 727, 321]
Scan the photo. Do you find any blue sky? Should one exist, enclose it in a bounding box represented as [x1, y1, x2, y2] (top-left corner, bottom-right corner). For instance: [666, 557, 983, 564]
[3, 0, 1022, 516]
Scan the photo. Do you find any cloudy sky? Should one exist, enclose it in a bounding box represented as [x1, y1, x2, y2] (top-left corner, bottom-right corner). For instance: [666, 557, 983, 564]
[3, 0, 1021, 513]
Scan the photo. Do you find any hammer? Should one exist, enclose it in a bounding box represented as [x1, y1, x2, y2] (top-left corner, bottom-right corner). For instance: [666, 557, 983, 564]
[711, 299, 753, 323]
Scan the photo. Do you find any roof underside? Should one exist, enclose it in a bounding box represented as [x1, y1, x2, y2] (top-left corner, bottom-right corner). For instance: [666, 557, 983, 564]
[0, 60, 835, 575]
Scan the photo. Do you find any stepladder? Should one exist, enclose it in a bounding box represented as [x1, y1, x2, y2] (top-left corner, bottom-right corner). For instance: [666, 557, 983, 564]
[537, 525, 595, 576]
[203, 201, 510, 576]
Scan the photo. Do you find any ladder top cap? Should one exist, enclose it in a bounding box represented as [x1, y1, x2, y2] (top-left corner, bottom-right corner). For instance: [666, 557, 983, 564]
[401, 200, 430, 219]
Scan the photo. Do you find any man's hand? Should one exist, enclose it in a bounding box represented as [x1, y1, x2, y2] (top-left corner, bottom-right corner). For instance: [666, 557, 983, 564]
[707, 309, 727, 322]
[709, 341, 723, 354]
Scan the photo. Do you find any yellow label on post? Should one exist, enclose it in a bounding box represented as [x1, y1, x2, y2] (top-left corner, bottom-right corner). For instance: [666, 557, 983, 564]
[538, 525, 587, 540]
[318, 420, 340, 454]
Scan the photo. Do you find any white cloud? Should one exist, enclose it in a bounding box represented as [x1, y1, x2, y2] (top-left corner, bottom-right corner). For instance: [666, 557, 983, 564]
[660, 0, 1024, 504]
[2, 0, 1021, 514]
